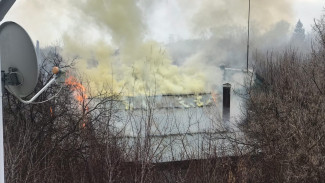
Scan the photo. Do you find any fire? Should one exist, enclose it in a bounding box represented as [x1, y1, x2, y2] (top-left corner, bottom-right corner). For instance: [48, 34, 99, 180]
[50, 107, 53, 117]
[65, 74, 89, 128]
[65, 75, 88, 103]
[211, 91, 218, 106]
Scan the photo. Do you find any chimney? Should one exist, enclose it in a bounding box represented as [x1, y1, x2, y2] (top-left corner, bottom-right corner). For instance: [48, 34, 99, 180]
[223, 83, 231, 130]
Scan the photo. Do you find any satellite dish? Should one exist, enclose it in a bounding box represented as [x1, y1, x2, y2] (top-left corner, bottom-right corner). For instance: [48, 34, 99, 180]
[0, 21, 39, 97]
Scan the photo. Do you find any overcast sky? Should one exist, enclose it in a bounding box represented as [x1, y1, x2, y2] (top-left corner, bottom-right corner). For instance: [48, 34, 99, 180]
[294, 0, 324, 31]
[146, 0, 325, 42]
[2, 0, 325, 45]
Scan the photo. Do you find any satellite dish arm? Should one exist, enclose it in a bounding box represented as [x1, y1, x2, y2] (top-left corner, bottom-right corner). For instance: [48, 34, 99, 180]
[5, 67, 64, 104]
[8, 76, 57, 104]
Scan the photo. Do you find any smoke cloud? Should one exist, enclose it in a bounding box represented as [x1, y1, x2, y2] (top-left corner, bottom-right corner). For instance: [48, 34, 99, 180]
[165, 0, 294, 68]
[187, 0, 293, 35]
[62, 0, 208, 96]
[4, 0, 298, 95]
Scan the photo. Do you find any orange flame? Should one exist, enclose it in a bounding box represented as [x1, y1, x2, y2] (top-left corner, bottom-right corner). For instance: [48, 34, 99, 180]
[211, 91, 218, 106]
[50, 107, 53, 117]
[65, 75, 89, 129]
[65, 76, 88, 103]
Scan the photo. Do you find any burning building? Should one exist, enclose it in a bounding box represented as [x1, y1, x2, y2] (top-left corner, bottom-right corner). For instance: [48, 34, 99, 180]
[88, 67, 250, 162]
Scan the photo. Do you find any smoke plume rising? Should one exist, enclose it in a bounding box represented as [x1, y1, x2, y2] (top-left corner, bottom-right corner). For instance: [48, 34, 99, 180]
[4, 0, 298, 95]
[62, 0, 207, 96]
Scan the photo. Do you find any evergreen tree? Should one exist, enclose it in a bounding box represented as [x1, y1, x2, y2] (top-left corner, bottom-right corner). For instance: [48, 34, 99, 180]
[292, 19, 305, 42]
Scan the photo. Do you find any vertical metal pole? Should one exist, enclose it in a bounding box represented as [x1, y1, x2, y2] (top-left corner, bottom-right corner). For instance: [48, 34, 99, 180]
[0, 1, 17, 182]
[247, 0, 251, 72]
[0, 57, 5, 183]
[223, 83, 231, 130]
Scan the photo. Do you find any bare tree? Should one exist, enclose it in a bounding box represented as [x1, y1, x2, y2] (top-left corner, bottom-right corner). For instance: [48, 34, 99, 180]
[239, 16, 325, 182]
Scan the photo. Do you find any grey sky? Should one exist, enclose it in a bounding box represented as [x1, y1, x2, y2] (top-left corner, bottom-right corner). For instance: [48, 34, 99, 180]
[2, 0, 324, 44]
[293, 0, 324, 32]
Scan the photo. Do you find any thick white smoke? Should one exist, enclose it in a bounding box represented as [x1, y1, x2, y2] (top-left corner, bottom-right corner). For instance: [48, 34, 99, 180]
[3, 0, 301, 96]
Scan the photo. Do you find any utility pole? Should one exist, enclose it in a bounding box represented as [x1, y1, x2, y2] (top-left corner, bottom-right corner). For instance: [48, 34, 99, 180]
[0, 1, 16, 182]
[246, 0, 250, 72]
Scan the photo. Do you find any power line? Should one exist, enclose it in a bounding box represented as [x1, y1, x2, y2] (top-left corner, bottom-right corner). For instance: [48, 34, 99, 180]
[246, 0, 251, 72]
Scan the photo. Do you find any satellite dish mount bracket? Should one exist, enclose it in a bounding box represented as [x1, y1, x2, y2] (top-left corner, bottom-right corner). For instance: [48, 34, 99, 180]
[1, 67, 21, 86]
